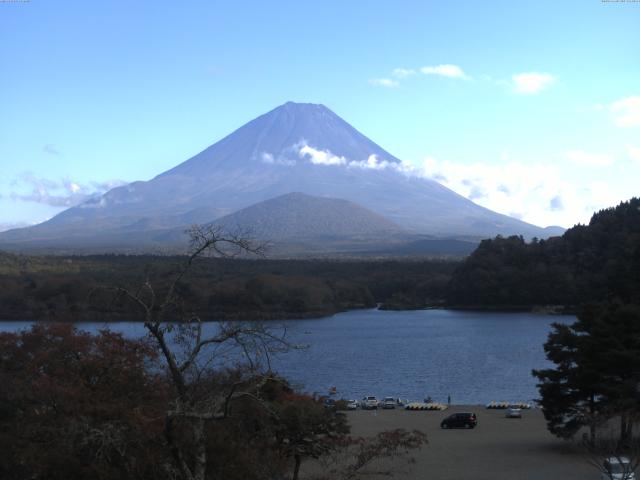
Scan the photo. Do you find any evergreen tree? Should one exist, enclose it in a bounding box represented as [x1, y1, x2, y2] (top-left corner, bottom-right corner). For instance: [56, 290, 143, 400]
[448, 197, 640, 308]
[533, 304, 640, 445]
[533, 320, 603, 441]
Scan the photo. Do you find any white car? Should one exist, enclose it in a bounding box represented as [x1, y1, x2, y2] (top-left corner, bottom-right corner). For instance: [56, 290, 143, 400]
[382, 397, 396, 409]
[602, 456, 636, 480]
[346, 399, 358, 410]
[505, 408, 522, 418]
[361, 396, 379, 410]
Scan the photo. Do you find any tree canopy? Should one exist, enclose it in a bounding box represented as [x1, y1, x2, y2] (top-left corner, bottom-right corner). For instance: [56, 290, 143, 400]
[533, 304, 640, 444]
[447, 198, 640, 308]
[0, 324, 167, 480]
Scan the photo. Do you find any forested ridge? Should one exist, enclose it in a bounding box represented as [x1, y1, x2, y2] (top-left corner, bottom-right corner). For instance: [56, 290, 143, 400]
[3, 198, 639, 320]
[446, 198, 640, 309]
[0, 254, 455, 321]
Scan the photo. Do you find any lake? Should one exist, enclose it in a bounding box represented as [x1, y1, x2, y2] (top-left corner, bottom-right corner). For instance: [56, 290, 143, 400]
[0, 309, 573, 405]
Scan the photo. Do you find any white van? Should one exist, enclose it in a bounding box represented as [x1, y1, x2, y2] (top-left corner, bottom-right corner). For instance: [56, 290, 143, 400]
[361, 396, 379, 409]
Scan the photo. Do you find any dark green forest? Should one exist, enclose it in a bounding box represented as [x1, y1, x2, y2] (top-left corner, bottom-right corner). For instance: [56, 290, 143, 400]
[5, 198, 640, 321]
[447, 198, 640, 309]
[2, 198, 639, 322]
[0, 254, 455, 321]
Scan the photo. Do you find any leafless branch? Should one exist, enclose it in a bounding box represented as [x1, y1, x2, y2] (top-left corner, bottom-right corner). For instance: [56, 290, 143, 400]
[93, 224, 287, 480]
[580, 427, 640, 479]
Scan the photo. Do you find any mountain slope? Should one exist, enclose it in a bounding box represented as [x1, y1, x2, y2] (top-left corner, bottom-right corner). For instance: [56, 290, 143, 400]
[0, 102, 560, 250]
[212, 192, 402, 240]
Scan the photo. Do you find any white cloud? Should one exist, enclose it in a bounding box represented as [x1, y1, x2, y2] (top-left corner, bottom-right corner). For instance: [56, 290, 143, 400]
[420, 64, 469, 80]
[627, 145, 640, 164]
[511, 72, 555, 94]
[419, 156, 624, 228]
[610, 96, 640, 127]
[8, 172, 126, 207]
[348, 154, 390, 170]
[392, 68, 415, 79]
[265, 141, 633, 229]
[260, 152, 296, 166]
[368, 78, 399, 88]
[294, 143, 417, 175]
[565, 150, 614, 167]
[348, 154, 414, 174]
[583, 181, 622, 216]
[298, 144, 347, 166]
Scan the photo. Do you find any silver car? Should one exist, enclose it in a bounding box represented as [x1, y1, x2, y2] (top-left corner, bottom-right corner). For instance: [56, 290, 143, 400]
[602, 457, 636, 480]
[505, 408, 522, 418]
[361, 396, 379, 410]
[382, 397, 396, 409]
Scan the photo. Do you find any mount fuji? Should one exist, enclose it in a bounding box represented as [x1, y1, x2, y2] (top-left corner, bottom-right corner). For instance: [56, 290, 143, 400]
[0, 102, 562, 253]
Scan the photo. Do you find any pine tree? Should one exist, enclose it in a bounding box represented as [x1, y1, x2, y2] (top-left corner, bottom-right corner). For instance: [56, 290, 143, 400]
[533, 304, 640, 445]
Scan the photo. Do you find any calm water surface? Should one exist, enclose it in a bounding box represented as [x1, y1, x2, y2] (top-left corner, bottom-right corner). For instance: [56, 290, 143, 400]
[0, 309, 573, 405]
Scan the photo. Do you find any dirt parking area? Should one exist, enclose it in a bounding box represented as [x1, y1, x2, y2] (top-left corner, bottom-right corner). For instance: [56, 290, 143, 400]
[340, 406, 597, 480]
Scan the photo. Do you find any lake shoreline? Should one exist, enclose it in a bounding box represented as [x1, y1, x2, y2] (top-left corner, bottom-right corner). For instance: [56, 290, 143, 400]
[0, 303, 578, 323]
[0, 305, 361, 323]
[439, 304, 577, 315]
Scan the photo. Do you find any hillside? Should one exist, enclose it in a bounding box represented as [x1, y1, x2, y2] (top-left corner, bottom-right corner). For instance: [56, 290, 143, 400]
[446, 197, 640, 308]
[213, 192, 403, 240]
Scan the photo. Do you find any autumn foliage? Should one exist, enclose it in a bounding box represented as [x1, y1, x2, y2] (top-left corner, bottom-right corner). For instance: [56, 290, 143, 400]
[0, 324, 425, 479]
[0, 324, 167, 480]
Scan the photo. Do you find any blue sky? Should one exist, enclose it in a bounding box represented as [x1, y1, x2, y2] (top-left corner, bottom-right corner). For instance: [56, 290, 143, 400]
[1, 0, 639, 230]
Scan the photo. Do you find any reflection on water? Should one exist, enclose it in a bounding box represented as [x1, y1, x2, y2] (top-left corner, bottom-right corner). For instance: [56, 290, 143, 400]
[0, 308, 573, 404]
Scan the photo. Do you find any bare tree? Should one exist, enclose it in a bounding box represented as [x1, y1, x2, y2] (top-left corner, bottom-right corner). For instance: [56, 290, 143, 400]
[107, 224, 290, 480]
[98, 224, 427, 480]
[314, 429, 427, 480]
[581, 422, 640, 480]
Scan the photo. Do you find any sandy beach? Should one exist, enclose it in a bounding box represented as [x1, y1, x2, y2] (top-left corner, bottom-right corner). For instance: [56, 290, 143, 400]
[338, 406, 597, 480]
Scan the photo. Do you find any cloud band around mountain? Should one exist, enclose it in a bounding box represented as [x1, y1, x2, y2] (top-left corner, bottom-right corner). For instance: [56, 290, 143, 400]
[259, 142, 417, 176]
[8, 173, 126, 208]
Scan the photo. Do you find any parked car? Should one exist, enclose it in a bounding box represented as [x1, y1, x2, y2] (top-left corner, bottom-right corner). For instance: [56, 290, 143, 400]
[505, 408, 522, 418]
[361, 396, 379, 410]
[440, 412, 477, 429]
[323, 398, 336, 410]
[346, 399, 358, 410]
[601, 456, 636, 480]
[382, 397, 396, 409]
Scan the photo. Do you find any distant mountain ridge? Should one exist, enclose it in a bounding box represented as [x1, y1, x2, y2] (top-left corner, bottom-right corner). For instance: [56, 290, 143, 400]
[213, 192, 402, 240]
[0, 101, 563, 252]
